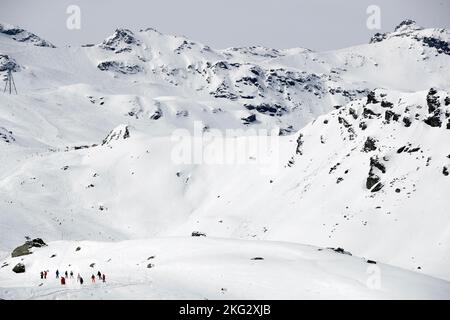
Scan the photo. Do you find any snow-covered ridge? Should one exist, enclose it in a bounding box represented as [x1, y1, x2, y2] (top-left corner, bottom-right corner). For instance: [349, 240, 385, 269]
[0, 22, 55, 48]
[1, 20, 449, 134]
[370, 20, 450, 55]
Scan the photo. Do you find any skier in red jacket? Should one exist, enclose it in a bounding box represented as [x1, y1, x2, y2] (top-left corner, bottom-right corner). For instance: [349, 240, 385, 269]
[61, 276, 66, 285]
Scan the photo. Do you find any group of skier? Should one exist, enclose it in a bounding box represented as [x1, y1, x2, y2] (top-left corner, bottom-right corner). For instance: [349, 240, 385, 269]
[42, 269, 106, 286]
[90, 271, 106, 284]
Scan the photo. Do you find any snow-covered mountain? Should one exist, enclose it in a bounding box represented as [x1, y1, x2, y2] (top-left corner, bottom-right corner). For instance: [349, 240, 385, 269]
[1, 20, 450, 299]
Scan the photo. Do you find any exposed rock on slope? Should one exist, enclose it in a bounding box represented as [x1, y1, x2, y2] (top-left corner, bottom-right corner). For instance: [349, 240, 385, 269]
[370, 19, 450, 56]
[0, 22, 55, 48]
[11, 238, 47, 258]
[0, 54, 20, 72]
[102, 124, 132, 145]
[0, 127, 15, 143]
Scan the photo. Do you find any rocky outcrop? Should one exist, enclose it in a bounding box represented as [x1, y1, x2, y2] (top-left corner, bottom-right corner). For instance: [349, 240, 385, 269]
[328, 247, 352, 256]
[12, 263, 25, 273]
[424, 114, 442, 128]
[366, 156, 386, 191]
[209, 82, 238, 100]
[426, 88, 440, 114]
[369, 19, 450, 56]
[422, 37, 450, 56]
[150, 108, 163, 120]
[244, 103, 288, 117]
[370, 33, 386, 44]
[403, 117, 412, 127]
[423, 88, 443, 128]
[0, 127, 15, 143]
[362, 137, 377, 152]
[0, 23, 55, 47]
[385, 110, 400, 122]
[102, 125, 131, 145]
[97, 61, 143, 75]
[0, 54, 20, 72]
[394, 19, 421, 32]
[241, 114, 257, 125]
[191, 231, 206, 237]
[362, 107, 380, 119]
[295, 134, 304, 155]
[100, 28, 140, 52]
[11, 238, 47, 258]
[366, 173, 381, 190]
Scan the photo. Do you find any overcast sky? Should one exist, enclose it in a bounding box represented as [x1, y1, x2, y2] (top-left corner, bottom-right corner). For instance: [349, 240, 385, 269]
[0, 0, 449, 50]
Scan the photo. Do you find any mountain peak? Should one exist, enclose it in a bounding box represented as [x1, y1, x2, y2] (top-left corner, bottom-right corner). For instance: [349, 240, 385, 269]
[394, 19, 423, 32]
[369, 19, 449, 54]
[101, 124, 132, 146]
[370, 19, 423, 43]
[100, 28, 140, 51]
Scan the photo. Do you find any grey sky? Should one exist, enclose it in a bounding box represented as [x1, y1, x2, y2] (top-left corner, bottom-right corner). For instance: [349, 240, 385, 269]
[0, 0, 449, 51]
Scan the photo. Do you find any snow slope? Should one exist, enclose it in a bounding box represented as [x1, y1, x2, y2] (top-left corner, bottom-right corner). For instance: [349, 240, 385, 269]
[1, 238, 450, 300]
[1, 88, 449, 281]
[1, 20, 450, 299]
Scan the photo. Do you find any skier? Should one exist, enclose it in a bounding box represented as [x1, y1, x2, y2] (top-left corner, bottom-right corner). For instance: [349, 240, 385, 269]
[80, 277, 84, 285]
[102, 273, 106, 283]
[40, 271, 44, 279]
[91, 275, 96, 283]
[44, 271, 47, 279]
[65, 271, 68, 278]
[61, 276, 66, 285]
[56, 269, 60, 278]
[70, 271, 74, 278]
[77, 273, 81, 283]
[97, 271, 102, 280]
